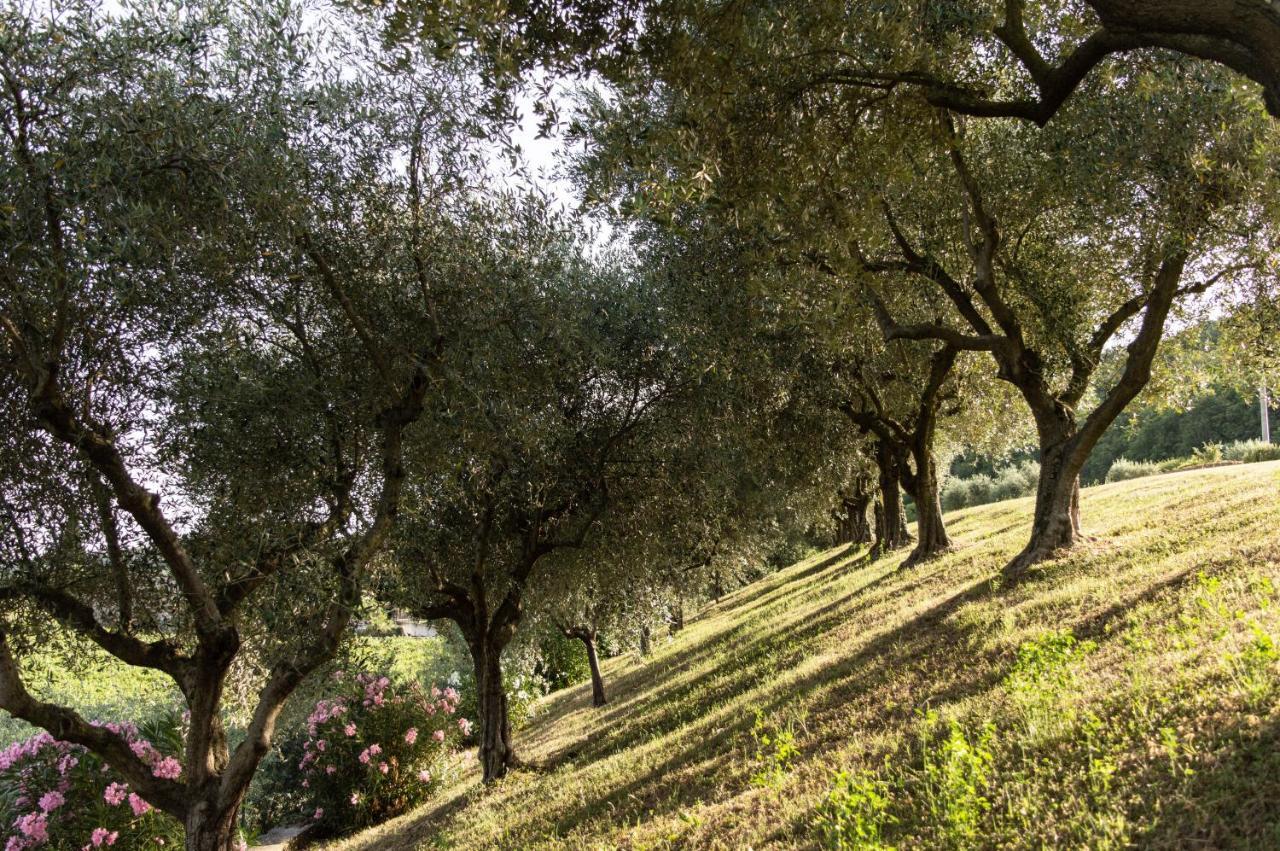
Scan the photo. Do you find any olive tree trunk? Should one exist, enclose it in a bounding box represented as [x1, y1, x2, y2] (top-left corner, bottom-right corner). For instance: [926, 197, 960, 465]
[582, 633, 608, 707]
[184, 791, 243, 851]
[470, 633, 516, 783]
[1004, 410, 1086, 577]
[872, 440, 912, 558]
[901, 444, 952, 567]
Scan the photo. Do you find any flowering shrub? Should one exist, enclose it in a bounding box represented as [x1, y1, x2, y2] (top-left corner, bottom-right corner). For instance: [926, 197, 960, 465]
[0, 721, 184, 851]
[298, 672, 469, 834]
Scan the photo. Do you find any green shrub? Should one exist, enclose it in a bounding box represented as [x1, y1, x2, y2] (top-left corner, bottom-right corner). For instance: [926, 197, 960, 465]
[990, 461, 1039, 502]
[941, 461, 1038, 511]
[1223, 439, 1280, 463]
[1105, 457, 1163, 483]
[1191, 441, 1224, 464]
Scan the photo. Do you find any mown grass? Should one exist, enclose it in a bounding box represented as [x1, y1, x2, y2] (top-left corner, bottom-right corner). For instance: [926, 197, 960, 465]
[319, 462, 1280, 850]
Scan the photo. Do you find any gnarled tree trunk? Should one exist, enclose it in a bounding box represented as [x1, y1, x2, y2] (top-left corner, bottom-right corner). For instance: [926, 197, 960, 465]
[902, 446, 951, 567]
[184, 790, 242, 851]
[836, 487, 873, 546]
[470, 633, 516, 782]
[1004, 411, 1086, 578]
[872, 440, 912, 558]
[638, 624, 651, 656]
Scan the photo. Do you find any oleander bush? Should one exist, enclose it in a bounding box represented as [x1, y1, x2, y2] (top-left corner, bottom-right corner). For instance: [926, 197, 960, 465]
[295, 673, 470, 836]
[0, 717, 186, 851]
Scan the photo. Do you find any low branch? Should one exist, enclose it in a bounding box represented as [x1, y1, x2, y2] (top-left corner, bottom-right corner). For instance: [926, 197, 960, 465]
[0, 629, 187, 819]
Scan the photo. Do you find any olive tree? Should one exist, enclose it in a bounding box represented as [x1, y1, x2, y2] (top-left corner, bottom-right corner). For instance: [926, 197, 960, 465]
[0, 3, 491, 847]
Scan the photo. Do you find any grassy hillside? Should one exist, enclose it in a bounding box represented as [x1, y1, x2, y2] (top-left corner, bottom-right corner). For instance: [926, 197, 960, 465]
[320, 462, 1280, 850]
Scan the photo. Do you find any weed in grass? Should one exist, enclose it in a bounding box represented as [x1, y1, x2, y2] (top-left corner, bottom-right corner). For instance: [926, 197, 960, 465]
[814, 767, 896, 850]
[749, 710, 799, 789]
[917, 712, 995, 849]
[1228, 618, 1279, 707]
[1003, 630, 1096, 744]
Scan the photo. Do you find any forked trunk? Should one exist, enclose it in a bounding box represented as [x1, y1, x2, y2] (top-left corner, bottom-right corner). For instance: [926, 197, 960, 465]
[903, 448, 951, 567]
[471, 637, 515, 783]
[581, 633, 607, 707]
[1004, 425, 1085, 579]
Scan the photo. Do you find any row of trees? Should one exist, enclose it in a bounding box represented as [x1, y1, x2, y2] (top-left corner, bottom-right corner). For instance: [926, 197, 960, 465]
[0, 3, 845, 846]
[1, 2, 1278, 849]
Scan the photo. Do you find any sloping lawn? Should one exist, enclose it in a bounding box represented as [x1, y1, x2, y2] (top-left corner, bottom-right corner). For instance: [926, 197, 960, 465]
[320, 461, 1280, 850]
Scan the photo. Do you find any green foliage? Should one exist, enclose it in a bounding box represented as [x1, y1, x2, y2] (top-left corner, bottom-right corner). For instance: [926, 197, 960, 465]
[815, 768, 896, 850]
[534, 629, 591, 693]
[942, 461, 1039, 511]
[1104, 458, 1162, 483]
[1224, 439, 1280, 463]
[917, 713, 995, 849]
[1085, 382, 1266, 482]
[1191, 441, 1225, 465]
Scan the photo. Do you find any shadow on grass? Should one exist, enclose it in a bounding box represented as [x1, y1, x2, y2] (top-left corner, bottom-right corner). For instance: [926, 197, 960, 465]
[1130, 706, 1280, 849]
[525, 576, 1005, 840]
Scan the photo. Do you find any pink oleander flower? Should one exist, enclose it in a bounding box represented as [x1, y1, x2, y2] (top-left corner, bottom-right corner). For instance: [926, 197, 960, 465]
[90, 827, 119, 847]
[152, 756, 182, 780]
[37, 790, 64, 812]
[103, 782, 128, 806]
[378, 761, 389, 774]
[16, 813, 48, 842]
[458, 718, 473, 736]
[404, 727, 418, 745]
[368, 743, 382, 756]
[358, 748, 371, 764]
[315, 740, 326, 752]
[432, 729, 446, 743]
[128, 793, 152, 816]
[313, 807, 324, 821]
[349, 791, 361, 805]
[344, 723, 357, 737]
[301, 779, 309, 788]
[417, 769, 432, 783]
[5, 836, 26, 851]
[326, 765, 337, 775]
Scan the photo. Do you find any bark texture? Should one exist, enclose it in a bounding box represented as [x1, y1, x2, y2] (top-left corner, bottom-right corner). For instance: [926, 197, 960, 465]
[872, 439, 912, 557]
[472, 634, 516, 782]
